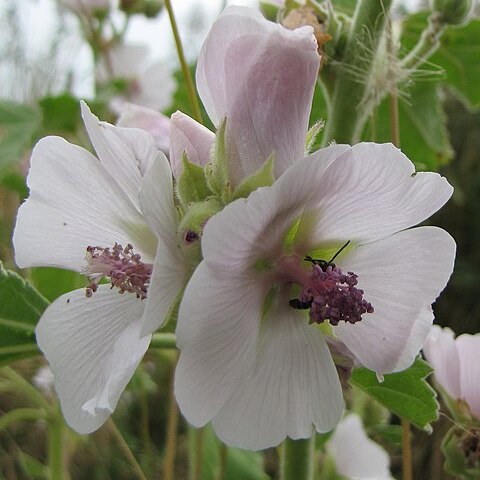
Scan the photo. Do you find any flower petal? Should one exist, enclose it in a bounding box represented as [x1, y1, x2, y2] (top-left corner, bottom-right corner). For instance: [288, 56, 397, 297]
[117, 103, 170, 154]
[456, 334, 480, 418]
[81, 101, 158, 209]
[305, 143, 454, 245]
[211, 298, 343, 450]
[96, 44, 148, 83]
[197, 6, 320, 184]
[175, 262, 265, 427]
[333, 226, 456, 374]
[422, 325, 461, 400]
[138, 156, 189, 334]
[134, 62, 176, 112]
[169, 111, 215, 178]
[35, 286, 151, 434]
[328, 414, 393, 480]
[13, 136, 156, 271]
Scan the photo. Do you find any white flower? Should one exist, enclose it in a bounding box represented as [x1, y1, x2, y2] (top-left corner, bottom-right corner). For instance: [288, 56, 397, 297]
[423, 325, 480, 419]
[61, 0, 111, 14]
[97, 44, 176, 114]
[174, 142, 456, 450]
[13, 102, 187, 433]
[328, 413, 394, 480]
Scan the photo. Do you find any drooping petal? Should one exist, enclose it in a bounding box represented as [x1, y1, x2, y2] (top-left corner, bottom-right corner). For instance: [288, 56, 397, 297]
[302, 143, 453, 246]
[81, 101, 158, 209]
[13, 136, 157, 271]
[328, 414, 393, 480]
[35, 286, 151, 434]
[117, 103, 170, 154]
[211, 297, 343, 450]
[138, 156, 189, 334]
[422, 325, 461, 400]
[169, 111, 215, 178]
[197, 6, 320, 185]
[333, 226, 456, 374]
[456, 334, 480, 419]
[175, 262, 266, 428]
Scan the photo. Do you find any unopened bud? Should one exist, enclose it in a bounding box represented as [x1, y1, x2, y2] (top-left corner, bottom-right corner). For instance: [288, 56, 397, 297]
[442, 426, 480, 477]
[431, 0, 473, 25]
[144, 0, 163, 18]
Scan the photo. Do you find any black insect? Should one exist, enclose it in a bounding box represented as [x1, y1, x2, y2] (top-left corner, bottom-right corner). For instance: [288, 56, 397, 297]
[288, 240, 351, 310]
[304, 240, 351, 271]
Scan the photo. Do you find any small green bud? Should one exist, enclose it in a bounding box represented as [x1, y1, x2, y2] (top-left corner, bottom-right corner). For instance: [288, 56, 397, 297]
[431, 0, 473, 25]
[144, 0, 163, 18]
[119, 0, 146, 15]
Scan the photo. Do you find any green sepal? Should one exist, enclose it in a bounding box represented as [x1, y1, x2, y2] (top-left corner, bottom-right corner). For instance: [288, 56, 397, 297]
[305, 120, 325, 154]
[349, 357, 439, 431]
[0, 262, 47, 365]
[176, 153, 212, 208]
[232, 154, 275, 200]
[205, 118, 231, 203]
[442, 425, 480, 479]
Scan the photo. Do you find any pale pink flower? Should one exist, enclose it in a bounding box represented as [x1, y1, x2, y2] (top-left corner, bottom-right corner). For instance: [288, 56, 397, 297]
[328, 414, 394, 480]
[169, 6, 320, 183]
[61, 0, 111, 14]
[97, 44, 175, 114]
[423, 325, 480, 419]
[175, 142, 456, 450]
[13, 102, 187, 433]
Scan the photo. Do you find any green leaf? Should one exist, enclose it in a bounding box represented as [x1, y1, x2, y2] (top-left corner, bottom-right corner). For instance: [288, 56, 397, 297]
[30, 267, 88, 303]
[176, 154, 212, 207]
[0, 262, 47, 365]
[18, 451, 49, 479]
[232, 154, 275, 200]
[0, 99, 40, 172]
[364, 80, 453, 170]
[350, 357, 439, 431]
[189, 426, 269, 480]
[39, 93, 80, 133]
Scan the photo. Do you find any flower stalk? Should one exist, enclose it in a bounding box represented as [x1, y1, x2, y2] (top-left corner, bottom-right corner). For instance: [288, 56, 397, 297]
[48, 408, 65, 480]
[164, 0, 203, 124]
[281, 437, 314, 480]
[322, 0, 394, 144]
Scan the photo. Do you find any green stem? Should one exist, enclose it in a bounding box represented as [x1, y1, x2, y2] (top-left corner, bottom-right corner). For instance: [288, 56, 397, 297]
[281, 437, 314, 480]
[150, 333, 177, 350]
[322, 0, 393, 144]
[164, 0, 203, 124]
[163, 355, 179, 480]
[217, 443, 228, 480]
[0, 408, 46, 431]
[188, 427, 205, 480]
[48, 409, 65, 480]
[401, 12, 445, 71]
[402, 419, 413, 480]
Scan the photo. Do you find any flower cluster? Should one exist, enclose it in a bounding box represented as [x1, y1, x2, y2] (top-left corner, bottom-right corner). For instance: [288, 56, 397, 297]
[14, 6, 456, 451]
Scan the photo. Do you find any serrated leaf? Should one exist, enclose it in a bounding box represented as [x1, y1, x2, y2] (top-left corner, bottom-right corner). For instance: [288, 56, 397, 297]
[0, 99, 40, 172]
[0, 262, 47, 365]
[349, 358, 439, 431]
[176, 153, 212, 207]
[232, 154, 275, 200]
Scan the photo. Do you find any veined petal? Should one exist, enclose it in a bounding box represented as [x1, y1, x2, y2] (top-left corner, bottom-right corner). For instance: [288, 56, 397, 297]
[328, 414, 393, 480]
[81, 101, 158, 209]
[35, 286, 151, 434]
[197, 6, 320, 185]
[305, 143, 453, 245]
[138, 156, 188, 334]
[169, 111, 215, 178]
[117, 103, 170, 154]
[456, 334, 480, 419]
[13, 136, 156, 271]
[211, 298, 342, 450]
[175, 262, 265, 427]
[333, 226, 456, 374]
[422, 325, 461, 400]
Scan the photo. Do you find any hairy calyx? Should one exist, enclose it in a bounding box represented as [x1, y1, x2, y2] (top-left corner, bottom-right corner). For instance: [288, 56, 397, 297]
[83, 243, 153, 299]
